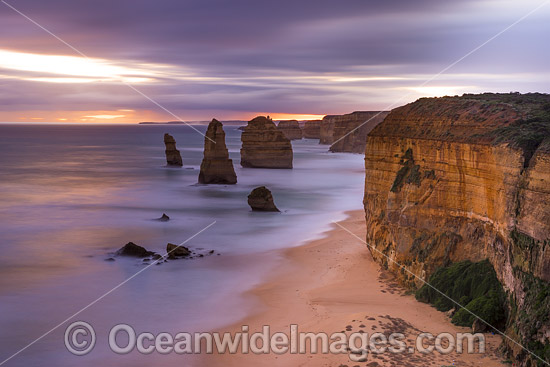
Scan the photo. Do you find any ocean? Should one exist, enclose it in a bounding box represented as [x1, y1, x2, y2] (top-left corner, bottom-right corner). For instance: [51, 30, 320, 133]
[0, 123, 365, 366]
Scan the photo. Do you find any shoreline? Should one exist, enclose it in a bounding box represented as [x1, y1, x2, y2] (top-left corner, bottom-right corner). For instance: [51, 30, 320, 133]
[204, 210, 506, 366]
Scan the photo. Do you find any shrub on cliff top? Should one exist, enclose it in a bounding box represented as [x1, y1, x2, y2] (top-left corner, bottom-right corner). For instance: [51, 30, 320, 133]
[415, 260, 506, 329]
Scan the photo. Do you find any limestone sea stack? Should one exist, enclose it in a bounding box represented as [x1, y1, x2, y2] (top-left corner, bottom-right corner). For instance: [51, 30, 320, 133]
[164, 133, 183, 166]
[277, 120, 303, 140]
[302, 120, 322, 139]
[247, 186, 279, 212]
[240, 116, 293, 169]
[198, 119, 237, 184]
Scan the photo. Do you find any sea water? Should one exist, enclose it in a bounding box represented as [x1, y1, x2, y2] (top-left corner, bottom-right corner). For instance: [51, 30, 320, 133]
[0, 124, 365, 366]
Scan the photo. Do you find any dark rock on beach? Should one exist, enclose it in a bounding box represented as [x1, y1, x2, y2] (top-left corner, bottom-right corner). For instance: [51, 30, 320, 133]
[248, 186, 280, 212]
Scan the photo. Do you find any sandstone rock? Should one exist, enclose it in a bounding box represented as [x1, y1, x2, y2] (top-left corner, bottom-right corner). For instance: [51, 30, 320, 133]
[319, 111, 389, 152]
[277, 120, 303, 140]
[116, 242, 156, 258]
[302, 120, 322, 139]
[164, 133, 183, 166]
[166, 243, 191, 259]
[363, 93, 550, 364]
[198, 119, 237, 184]
[248, 186, 279, 212]
[240, 116, 293, 168]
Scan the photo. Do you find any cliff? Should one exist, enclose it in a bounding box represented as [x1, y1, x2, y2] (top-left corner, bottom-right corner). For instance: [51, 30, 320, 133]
[198, 119, 237, 184]
[363, 93, 550, 365]
[163, 133, 183, 166]
[277, 120, 303, 140]
[302, 120, 322, 139]
[319, 111, 389, 153]
[240, 116, 293, 169]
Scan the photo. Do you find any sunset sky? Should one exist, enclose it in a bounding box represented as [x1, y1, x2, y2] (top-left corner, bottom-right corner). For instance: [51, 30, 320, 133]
[1, 0, 549, 123]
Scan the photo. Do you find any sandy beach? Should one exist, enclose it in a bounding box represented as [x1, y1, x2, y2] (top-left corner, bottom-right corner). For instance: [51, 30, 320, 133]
[206, 210, 507, 367]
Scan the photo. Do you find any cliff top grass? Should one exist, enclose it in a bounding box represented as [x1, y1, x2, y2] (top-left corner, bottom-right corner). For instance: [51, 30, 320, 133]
[369, 93, 550, 163]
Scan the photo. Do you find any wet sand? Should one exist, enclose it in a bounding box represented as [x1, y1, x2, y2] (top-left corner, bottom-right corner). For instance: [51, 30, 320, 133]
[205, 210, 506, 366]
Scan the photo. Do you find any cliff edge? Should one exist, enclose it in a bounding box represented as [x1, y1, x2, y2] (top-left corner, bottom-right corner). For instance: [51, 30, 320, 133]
[364, 93, 550, 365]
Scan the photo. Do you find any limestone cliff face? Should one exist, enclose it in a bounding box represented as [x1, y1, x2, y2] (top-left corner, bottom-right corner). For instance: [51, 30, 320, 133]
[164, 133, 183, 166]
[319, 111, 389, 153]
[240, 116, 293, 169]
[198, 119, 237, 184]
[277, 120, 303, 140]
[363, 93, 550, 365]
[302, 120, 321, 139]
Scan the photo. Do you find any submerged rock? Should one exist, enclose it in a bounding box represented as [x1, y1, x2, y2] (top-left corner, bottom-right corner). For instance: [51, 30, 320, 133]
[166, 243, 191, 259]
[240, 116, 293, 169]
[164, 133, 183, 166]
[248, 186, 280, 212]
[157, 213, 170, 221]
[277, 120, 303, 140]
[198, 119, 237, 184]
[116, 242, 156, 258]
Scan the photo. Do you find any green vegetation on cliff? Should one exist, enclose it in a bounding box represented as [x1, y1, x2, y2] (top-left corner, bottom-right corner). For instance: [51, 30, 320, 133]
[416, 260, 506, 329]
[510, 270, 550, 366]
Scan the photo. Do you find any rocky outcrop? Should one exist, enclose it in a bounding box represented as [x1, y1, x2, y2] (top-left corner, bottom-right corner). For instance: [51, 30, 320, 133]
[329, 111, 389, 153]
[157, 213, 170, 222]
[277, 120, 303, 140]
[363, 93, 550, 365]
[240, 116, 293, 169]
[164, 133, 183, 166]
[302, 120, 322, 139]
[319, 111, 389, 153]
[198, 119, 237, 184]
[166, 243, 191, 259]
[248, 186, 279, 212]
[319, 116, 335, 145]
[116, 242, 156, 258]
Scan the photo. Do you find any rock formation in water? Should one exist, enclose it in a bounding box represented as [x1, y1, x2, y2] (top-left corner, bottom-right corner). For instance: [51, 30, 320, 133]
[363, 93, 550, 365]
[116, 242, 156, 258]
[302, 120, 322, 139]
[240, 116, 293, 169]
[166, 243, 191, 259]
[319, 111, 389, 153]
[157, 213, 170, 222]
[198, 119, 237, 184]
[248, 186, 279, 212]
[277, 120, 303, 140]
[164, 133, 183, 166]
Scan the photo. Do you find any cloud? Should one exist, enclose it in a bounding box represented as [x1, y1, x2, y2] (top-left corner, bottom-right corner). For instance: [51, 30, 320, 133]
[0, 0, 549, 120]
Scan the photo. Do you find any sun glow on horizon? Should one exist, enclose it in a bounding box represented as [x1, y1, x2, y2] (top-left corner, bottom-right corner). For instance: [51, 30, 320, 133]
[264, 113, 326, 121]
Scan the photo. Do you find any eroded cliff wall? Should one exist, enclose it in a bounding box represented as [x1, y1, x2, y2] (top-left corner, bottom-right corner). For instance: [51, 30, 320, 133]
[363, 93, 550, 365]
[319, 111, 389, 153]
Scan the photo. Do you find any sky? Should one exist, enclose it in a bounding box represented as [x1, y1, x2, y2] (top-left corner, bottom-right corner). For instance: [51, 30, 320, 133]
[0, 0, 549, 123]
